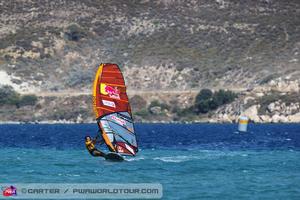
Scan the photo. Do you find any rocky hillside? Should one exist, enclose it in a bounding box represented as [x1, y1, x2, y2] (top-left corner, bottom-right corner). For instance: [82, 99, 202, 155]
[0, 0, 299, 123]
[213, 78, 300, 123]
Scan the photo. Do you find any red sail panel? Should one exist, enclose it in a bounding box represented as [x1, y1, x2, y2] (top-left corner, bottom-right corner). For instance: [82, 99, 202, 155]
[92, 63, 132, 120]
[115, 142, 136, 156]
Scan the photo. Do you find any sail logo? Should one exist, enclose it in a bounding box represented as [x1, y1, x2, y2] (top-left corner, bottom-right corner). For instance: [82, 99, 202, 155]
[2, 186, 17, 197]
[100, 84, 120, 99]
[111, 115, 126, 126]
[117, 145, 124, 153]
[102, 100, 116, 108]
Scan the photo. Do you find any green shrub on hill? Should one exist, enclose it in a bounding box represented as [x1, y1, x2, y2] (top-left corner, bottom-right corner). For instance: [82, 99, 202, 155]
[130, 95, 147, 111]
[19, 95, 38, 107]
[134, 109, 149, 117]
[194, 89, 237, 114]
[212, 89, 237, 106]
[0, 85, 38, 107]
[148, 100, 170, 115]
[148, 100, 169, 110]
[64, 24, 86, 41]
[195, 89, 213, 102]
[0, 85, 20, 106]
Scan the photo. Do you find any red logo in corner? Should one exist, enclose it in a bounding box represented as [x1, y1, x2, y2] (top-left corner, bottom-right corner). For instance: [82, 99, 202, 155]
[100, 84, 121, 99]
[105, 85, 120, 99]
[2, 186, 17, 197]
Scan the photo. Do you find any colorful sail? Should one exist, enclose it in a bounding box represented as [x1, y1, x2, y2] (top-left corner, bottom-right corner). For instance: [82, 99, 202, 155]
[92, 63, 138, 156]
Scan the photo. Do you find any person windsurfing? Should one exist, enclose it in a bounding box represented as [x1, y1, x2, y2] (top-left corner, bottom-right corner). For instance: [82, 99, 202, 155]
[85, 134, 106, 158]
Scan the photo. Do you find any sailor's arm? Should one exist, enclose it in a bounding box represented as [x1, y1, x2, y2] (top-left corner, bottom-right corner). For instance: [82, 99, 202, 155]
[93, 130, 105, 145]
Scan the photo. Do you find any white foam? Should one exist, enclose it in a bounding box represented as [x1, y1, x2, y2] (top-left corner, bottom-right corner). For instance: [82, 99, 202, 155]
[153, 156, 196, 163]
[66, 174, 81, 177]
[152, 151, 251, 163]
[126, 157, 145, 162]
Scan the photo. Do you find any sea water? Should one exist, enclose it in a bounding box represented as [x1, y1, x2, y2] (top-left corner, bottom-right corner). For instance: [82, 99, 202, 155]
[0, 123, 299, 199]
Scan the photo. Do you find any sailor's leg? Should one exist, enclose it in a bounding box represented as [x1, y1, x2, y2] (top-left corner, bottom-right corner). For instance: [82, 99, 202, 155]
[91, 149, 106, 157]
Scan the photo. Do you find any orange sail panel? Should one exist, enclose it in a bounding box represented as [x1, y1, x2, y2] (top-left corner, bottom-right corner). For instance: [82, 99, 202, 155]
[92, 63, 138, 156]
[93, 63, 132, 119]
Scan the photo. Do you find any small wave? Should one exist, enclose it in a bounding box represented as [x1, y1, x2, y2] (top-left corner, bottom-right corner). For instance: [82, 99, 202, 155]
[72, 174, 80, 177]
[66, 174, 81, 177]
[57, 173, 80, 177]
[153, 156, 195, 163]
[152, 151, 251, 163]
[126, 157, 145, 162]
[54, 163, 76, 167]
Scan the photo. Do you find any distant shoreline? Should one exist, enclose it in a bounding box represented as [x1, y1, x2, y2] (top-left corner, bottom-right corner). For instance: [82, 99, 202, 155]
[1, 120, 300, 125]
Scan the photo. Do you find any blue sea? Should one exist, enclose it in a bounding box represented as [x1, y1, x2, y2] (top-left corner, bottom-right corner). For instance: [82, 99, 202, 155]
[0, 123, 300, 200]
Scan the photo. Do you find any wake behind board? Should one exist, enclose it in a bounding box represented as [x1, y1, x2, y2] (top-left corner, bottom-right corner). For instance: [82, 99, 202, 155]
[105, 152, 124, 161]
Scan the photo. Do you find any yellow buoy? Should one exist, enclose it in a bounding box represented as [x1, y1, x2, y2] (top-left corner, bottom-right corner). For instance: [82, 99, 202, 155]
[238, 116, 249, 132]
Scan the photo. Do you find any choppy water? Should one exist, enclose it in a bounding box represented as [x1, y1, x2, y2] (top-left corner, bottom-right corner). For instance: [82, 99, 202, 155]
[0, 124, 300, 199]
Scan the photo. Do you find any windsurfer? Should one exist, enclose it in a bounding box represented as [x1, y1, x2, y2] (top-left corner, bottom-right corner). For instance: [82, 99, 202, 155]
[85, 135, 106, 157]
